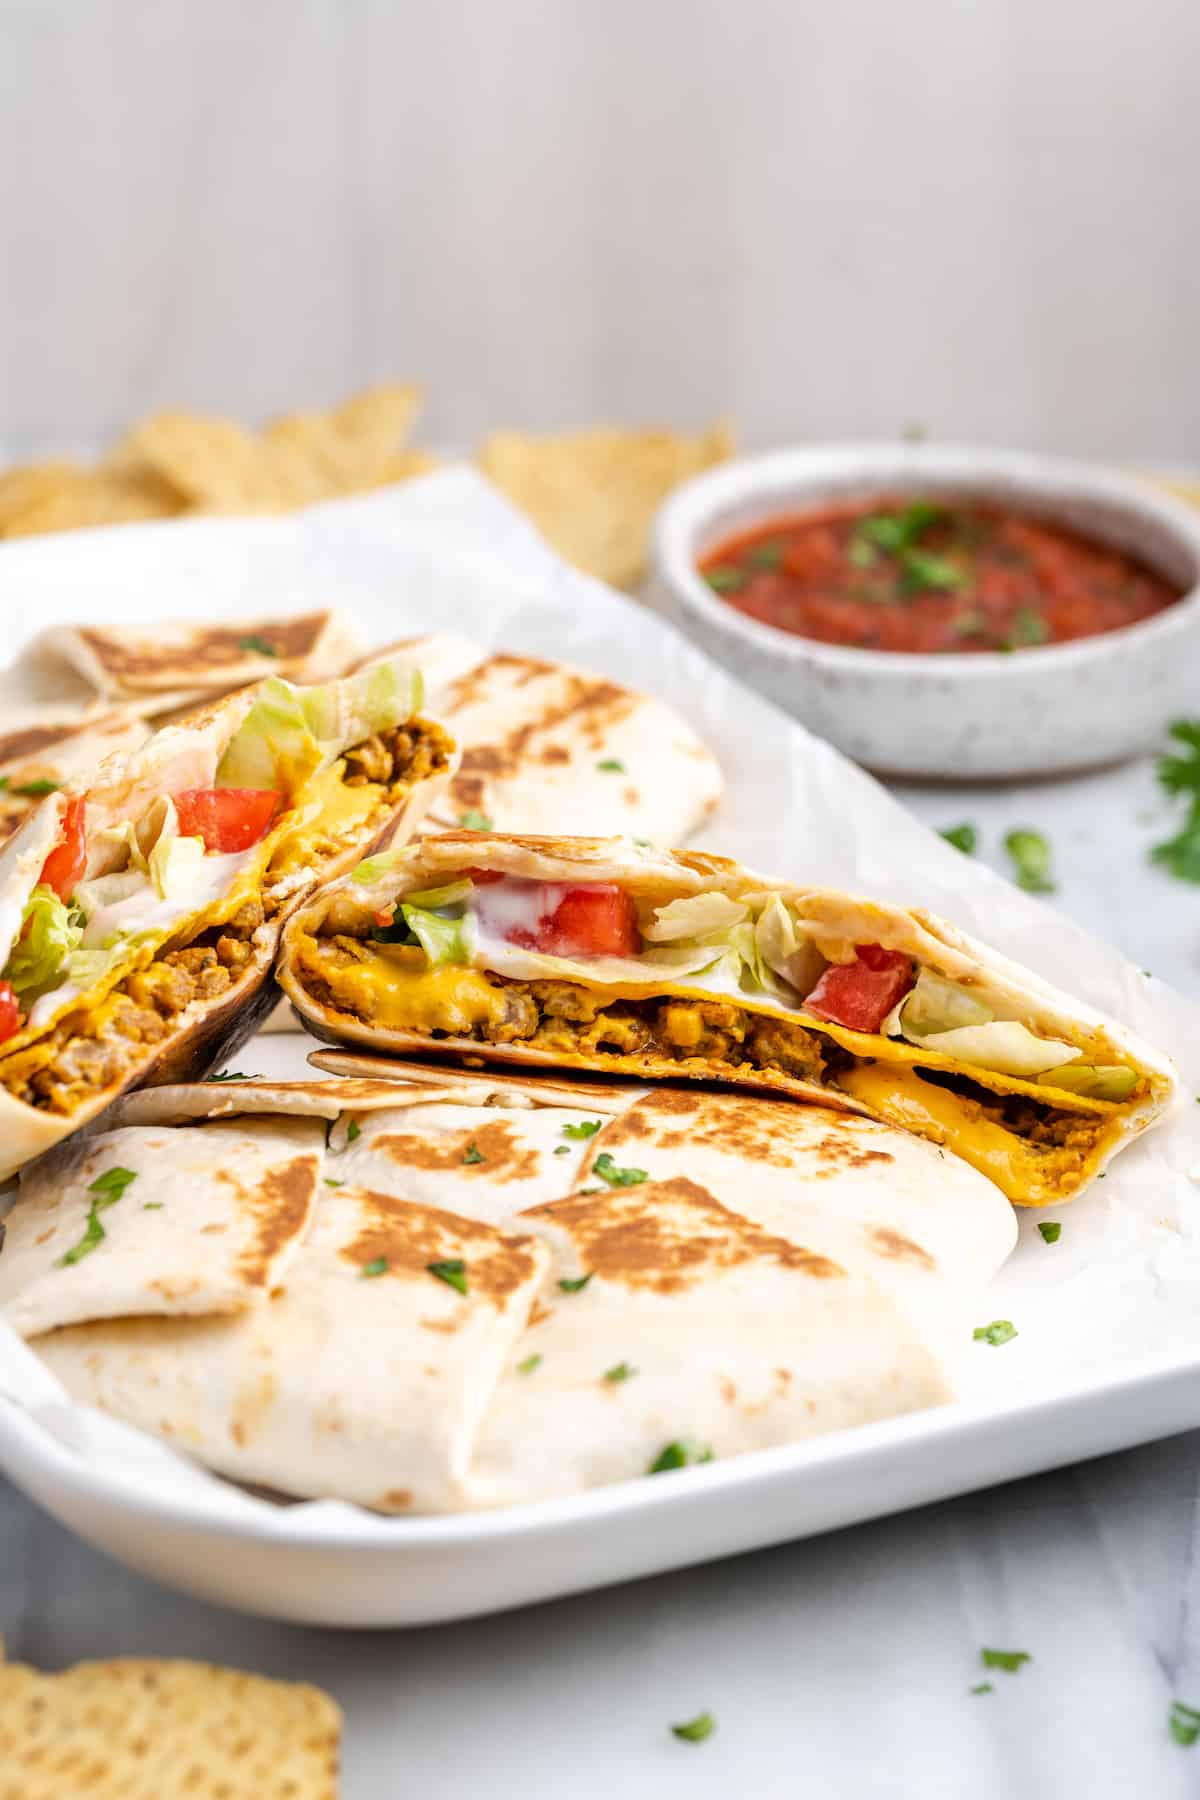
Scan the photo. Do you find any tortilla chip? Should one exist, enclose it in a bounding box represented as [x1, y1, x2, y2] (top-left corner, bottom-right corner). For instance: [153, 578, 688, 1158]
[476, 421, 733, 588]
[0, 1654, 341, 1799]
[115, 413, 279, 511]
[0, 462, 179, 539]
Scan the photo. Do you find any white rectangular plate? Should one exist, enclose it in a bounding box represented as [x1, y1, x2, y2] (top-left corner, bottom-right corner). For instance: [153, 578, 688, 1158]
[1, 467, 1198, 1627]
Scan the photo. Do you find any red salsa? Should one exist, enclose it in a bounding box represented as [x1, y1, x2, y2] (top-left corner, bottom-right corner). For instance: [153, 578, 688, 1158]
[699, 498, 1182, 653]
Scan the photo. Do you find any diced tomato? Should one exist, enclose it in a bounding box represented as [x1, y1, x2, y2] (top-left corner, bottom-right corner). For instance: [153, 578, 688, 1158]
[803, 944, 913, 1034]
[38, 797, 87, 901]
[174, 788, 278, 854]
[537, 885, 640, 958]
[0, 981, 21, 1044]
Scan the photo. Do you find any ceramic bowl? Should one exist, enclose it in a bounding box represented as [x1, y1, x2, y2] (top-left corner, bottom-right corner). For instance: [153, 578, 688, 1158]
[651, 444, 1200, 779]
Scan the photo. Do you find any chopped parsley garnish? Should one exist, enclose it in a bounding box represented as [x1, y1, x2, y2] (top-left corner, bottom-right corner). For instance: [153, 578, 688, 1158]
[324, 1178, 343, 1188]
[649, 1440, 714, 1474]
[459, 810, 493, 831]
[900, 549, 966, 595]
[142, 1201, 164, 1211]
[981, 1648, 1031, 1673]
[562, 1120, 602, 1140]
[748, 540, 782, 569]
[204, 1070, 258, 1083]
[59, 1167, 137, 1266]
[1037, 1221, 1061, 1244]
[11, 778, 61, 797]
[970, 1682, 994, 1696]
[361, 1257, 389, 1279]
[346, 1120, 361, 1143]
[670, 1711, 715, 1744]
[855, 501, 943, 555]
[596, 758, 625, 773]
[1151, 721, 1200, 883]
[1004, 829, 1055, 894]
[1004, 606, 1049, 649]
[973, 1320, 1017, 1347]
[940, 822, 977, 855]
[517, 1353, 543, 1375]
[553, 1145, 570, 1155]
[427, 1258, 468, 1295]
[603, 1361, 636, 1383]
[463, 1142, 485, 1165]
[592, 1152, 647, 1188]
[237, 634, 278, 656]
[1170, 1700, 1200, 1747]
[558, 1272, 593, 1294]
[704, 566, 743, 594]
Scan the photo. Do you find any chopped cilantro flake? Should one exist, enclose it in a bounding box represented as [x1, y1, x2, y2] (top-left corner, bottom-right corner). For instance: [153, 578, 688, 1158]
[970, 1682, 994, 1696]
[324, 1178, 343, 1188]
[1037, 1221, 1061, 1244]
[940, 822, 977, 855]
[237, 634, 278, 656]
[603, 1361, 636, 1383]
[562, 1120, 602, 1140]
[10, 778, 61, 797]
[518, 1354, 543, 1375]
[427, 1258, 468, 1295]
[558, 1272, 593, 1294]
[553, 1145, 570, 1155]
[704, 566, 743, 594]
[459, 810, 493, 832]
[463, 1142, 485, 1165]
[59, 1167, 137, 1266]
[596, 759, 626, 773]
[981, 1648, 1031, 1673]
[204, 1070, 258, 1083]
[1004, 829, 1056, 894]
[1170, 1700, 1200, 1746]
[671, 1711, 716, 1744]
[1151, 721, 1200, 883]
[361, 1257, 389, 1278]
[592, 1152, 647, 1188]
[649, 1440, 714, 1474]
[142, 1201, 164, 1211]
[974, 1320, 1018, 1347]
[346, 1120, 361, 1143]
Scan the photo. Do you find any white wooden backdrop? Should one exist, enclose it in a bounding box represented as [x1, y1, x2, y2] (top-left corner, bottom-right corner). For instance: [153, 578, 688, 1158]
[2, 0, 1198, 462]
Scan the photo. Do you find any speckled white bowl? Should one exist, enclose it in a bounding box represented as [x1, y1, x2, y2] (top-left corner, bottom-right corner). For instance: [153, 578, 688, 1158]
[651, 445, 1200, 779]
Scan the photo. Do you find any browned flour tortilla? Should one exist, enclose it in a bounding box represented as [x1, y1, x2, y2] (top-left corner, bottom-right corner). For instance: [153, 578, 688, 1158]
[0, 660, 458, 1180]
[0, 711, 151, 846]
[15, 1071, 1016, 1510]
[277, 833, 1177, 1207]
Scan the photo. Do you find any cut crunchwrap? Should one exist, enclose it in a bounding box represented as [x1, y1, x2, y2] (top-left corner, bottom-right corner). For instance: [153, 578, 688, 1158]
[277, 834, 1178, 1206]
[0, 711, 151, 846]
[16, 1069, 1015, 1510]
[0, 657, 457, 1179]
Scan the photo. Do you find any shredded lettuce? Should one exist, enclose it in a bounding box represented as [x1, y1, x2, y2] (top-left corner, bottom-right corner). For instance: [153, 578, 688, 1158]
[752, 894, 826, 996]
[399, 902, 472, 966]
[149, 831, 206, 901]
[4, 886, 83, 996]
[891, 968, 993, 1038]
[351, 847, 407, 887]
[902, 1018, 1081, 1078]
[74, 869, 147, 920]
[403, 879, 474, 908]
[643, 893, 748, 943]
[1036, 1063, 1138, 1100]
[300, 659, 423, 747]
[216, 679, 322, 794]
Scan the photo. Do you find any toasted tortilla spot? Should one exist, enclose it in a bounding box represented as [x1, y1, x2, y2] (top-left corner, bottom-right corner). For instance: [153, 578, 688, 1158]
[230, 1368, 278, 1449]
[535, 1177, 845, 1293]
[0, 721, 91, 763]
[720, 1377, 738, 1405]
[342, 1191, 541, 1303]
[378, 1488, 414, 1511]
[77, 614, 325, 678]
[369, 1118, 540, 1183]
[540, 746, 570, 765]
[868, 1227, 936, 1271]
[231, 1155, 320, 1289]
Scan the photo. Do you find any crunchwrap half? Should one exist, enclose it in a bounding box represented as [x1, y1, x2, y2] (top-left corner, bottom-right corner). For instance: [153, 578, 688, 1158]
[0, 657, 457, 1179]
[277, 834, 1178, 1206]
[16, 1069, 1015, 1510]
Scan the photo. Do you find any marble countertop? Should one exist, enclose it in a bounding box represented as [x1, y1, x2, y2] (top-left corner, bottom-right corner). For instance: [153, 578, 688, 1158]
[4, 756, 1200, 1798]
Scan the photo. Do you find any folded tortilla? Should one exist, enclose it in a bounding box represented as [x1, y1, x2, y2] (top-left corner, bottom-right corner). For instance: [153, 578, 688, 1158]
[34, 610, 358, 710]
[0, 659, 457, 1179]
[0, 711, 151, 847]
[277, 834, 1178, 1206]
[21, 1069, 1014, 1510]
[0, 1116, 324, 1338]
[356, 634, 723, 844]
